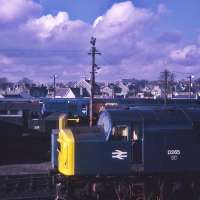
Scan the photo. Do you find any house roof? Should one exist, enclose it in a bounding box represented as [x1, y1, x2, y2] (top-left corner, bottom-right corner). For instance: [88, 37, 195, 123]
[70, 88, 90, 98]
[55, 87, 90, 98]
[85, 79, 101, 89]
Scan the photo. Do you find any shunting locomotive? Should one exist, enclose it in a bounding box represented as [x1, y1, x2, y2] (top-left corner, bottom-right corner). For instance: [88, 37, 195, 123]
[53, 105, 200, 199]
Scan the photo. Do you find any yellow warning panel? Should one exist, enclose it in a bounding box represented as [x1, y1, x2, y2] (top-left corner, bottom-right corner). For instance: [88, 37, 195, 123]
[57, 114, 75, 176]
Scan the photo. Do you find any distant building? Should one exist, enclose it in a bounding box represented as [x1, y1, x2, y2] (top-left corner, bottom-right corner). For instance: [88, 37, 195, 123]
[66, 88, 90, 98]
[75, 79, 101, 96]
[55, 87, 90, 98]
[151, 85, 162, 99]
[117, 81, 129, 98]
[136, 92, 145, 98]
[101, 85, 114, 98]
[75, 79, 91, 95]
[100, 81, 129, 98]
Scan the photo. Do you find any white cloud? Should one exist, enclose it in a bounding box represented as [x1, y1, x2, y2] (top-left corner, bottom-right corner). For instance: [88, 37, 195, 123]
[93, 1, 155, 39]
[0, 0, 41, 23]
[93, 16, 103, 28]
[169, 45, 200, 65]
[0, 1, 199, 82]
[24, 11, 91, 42]
[25, 12, 70, 39]
[0, 54, 12, 65]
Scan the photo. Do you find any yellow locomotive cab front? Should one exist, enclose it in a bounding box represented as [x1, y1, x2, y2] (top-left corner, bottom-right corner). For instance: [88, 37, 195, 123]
[57, 115, 75, 176]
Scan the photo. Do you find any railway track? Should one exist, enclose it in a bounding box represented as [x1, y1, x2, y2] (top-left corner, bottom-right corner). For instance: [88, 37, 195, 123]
[0, 174, 56, 200]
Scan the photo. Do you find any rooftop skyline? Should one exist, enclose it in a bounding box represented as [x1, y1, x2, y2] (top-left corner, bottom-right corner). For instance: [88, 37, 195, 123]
[0, 0, 200, 82]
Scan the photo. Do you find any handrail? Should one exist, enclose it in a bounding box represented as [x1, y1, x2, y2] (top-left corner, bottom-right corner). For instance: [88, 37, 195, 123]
[59, 114, 80, 130]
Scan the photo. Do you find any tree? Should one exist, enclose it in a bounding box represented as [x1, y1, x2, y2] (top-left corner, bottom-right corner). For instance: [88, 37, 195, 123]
[18, 77, 34, 89]
[0, 77, 13, 90]
[159, 69, 175, 100]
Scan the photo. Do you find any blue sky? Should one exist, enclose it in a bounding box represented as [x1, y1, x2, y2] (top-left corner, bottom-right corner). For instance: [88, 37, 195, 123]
[38, 0, 126, 22]
[0, 0, 200, 82]
[38, 0, 200, 39]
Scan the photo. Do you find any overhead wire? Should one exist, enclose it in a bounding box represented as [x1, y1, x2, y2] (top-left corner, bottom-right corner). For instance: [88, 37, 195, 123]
[0, 49, 87, 58]
[173, 71, 193, 75]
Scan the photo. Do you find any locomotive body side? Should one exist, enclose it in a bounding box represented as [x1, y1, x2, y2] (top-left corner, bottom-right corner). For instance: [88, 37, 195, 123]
[143, 107, 200, 173]
[54, 106, 200, 200]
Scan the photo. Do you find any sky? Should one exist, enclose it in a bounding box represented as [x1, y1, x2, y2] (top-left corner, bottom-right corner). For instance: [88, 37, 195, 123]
[0, 0, 200, 83]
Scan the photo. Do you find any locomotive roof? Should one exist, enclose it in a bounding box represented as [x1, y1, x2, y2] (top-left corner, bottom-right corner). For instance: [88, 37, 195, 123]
[103, 105, 200, 125]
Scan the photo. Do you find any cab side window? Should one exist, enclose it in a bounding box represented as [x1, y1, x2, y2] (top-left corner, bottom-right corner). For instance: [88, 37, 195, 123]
[110, 125, 129, 141]
[131, 124, 141, 142]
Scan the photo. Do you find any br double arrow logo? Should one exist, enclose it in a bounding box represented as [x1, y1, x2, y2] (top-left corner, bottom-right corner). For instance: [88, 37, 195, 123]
[112, 150, 127, 160]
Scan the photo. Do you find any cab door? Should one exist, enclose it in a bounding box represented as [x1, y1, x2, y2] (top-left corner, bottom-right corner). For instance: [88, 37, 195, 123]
[107, 124, 132, 174]
[131, 123, 143, 164]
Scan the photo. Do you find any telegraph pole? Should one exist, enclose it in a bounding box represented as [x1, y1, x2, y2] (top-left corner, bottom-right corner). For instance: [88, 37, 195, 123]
[160, 69, 172, 105]
[188, 74, 194, 103]
[164, 70, 169, 105]
[50, 74, 58, 98]
[189, 75, 192, 101]
[88, 37, 101, 126]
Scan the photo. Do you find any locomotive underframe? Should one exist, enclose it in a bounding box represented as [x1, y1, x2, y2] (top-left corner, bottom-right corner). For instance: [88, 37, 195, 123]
[55, 172, 200, 200]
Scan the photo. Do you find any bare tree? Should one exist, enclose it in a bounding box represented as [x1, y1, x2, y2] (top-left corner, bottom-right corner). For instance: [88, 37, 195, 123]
[159, 69, 175, 102]
[0, 77, 13, 90]
[18, 77, 34, 89]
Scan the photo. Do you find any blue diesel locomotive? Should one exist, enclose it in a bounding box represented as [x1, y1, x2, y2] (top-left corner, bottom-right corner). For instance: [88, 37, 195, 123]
[52, 105, 200, 200]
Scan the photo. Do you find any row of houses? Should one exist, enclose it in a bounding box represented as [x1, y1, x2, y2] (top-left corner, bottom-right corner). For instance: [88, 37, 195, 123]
[54, 79, 129, 99]
[53, 78, 199, 99]
[1, 78, 199, 99]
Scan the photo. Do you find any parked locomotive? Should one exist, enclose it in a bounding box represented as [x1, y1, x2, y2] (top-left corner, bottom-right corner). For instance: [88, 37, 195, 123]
[1, 97, 200, 164]
[0, 98, 85, 164]
[53, 105, 200, 200]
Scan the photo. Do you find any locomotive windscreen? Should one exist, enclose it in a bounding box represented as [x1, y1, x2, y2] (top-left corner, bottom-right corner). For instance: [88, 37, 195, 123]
[98, 111, 112, 140]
